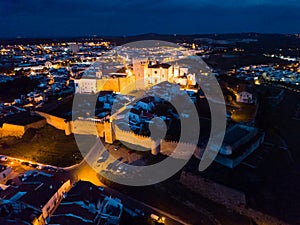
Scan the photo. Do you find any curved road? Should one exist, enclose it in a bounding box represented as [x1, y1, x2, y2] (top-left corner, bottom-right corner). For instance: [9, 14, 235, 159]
[64, 138, 251, 225]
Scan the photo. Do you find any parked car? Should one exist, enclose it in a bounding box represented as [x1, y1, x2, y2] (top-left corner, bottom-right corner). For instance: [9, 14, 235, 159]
[0, 155, 8, 161]
[56, 168, 66, 173]
[97, 151, 109, 163]
[151, 214, 165, 224]
[6, 179, 15, 186]
[37, 164, 45, 170]
[42, 166, 56, 172]
[97, 156, 105, 163]
[21, 161, 30, 166]
[30, 164, 38, 168]
[116, 164, 124, 173]
[24, 170, 39, 177]
[114, 145, 121, 151]
[48, 167, 56, 172]
[98, 186, 104, 191]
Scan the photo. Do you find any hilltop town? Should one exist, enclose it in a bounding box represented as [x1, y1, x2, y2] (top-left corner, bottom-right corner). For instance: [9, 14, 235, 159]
[0, 34, 299, 225]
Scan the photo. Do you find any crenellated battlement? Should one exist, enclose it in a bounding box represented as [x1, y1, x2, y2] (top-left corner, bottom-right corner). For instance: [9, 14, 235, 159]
[31, 111, 197, 159]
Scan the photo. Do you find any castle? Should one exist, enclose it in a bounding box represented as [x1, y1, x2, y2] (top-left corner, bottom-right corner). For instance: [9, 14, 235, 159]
[74, 59, 197, 94]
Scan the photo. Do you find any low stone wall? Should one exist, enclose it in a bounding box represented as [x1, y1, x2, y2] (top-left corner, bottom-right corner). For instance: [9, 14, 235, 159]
[34, 111, 67, 131]
[0, 123, 26, 138]
[0, 118, 46, 138]
[160, 140, 197, 160]
[180, 171, 289, 225]
[180, 171, 246, 207]
[25, 118, 46, 130]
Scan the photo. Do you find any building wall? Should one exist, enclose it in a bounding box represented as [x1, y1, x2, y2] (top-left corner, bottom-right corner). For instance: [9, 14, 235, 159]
[146, 67, 169, 86]
[32, 180, 72, 225]
[75, 79, 97, 94]
[236, 91, 253, 103]
[40, 180, 72, 225]
[96, 78, 120, 92]
[133, 60, 194, 89]
[0, 166, 12, 181]
[119, 76, 136, 93]
[133, 59, 148, 89]
[133, 59, 147, 80]
[95, 76, 136, 93]
[210, 126, 264, 168]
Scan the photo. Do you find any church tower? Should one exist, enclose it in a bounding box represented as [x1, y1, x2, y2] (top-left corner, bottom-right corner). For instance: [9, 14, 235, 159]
[132, 59, 148, 89]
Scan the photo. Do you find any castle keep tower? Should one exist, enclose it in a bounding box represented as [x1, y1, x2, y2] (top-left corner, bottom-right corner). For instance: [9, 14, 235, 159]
[132, 59, 148, 89]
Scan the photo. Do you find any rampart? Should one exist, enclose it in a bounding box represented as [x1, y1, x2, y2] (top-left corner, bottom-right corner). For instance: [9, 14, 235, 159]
[0, 118, 46, 138]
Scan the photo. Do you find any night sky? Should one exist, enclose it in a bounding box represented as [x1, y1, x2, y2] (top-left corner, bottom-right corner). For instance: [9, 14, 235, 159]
[1, 0, 300, 38]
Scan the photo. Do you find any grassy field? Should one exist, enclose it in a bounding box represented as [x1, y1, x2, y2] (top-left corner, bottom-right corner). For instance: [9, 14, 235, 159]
[0, 125, 95, 167]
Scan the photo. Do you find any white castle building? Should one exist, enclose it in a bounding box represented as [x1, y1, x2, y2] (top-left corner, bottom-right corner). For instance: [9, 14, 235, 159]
[74, 59, 197, 94]
[132, 59, 197, 89]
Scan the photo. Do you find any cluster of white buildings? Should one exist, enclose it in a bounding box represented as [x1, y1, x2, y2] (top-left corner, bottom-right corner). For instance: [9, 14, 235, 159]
[0, 172, 124, 225]
[133, 59, 197, 88]
[234, 64, 300, 86]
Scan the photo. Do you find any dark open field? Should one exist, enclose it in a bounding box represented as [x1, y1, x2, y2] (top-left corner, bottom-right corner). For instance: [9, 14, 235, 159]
[0, 125, 95, 167]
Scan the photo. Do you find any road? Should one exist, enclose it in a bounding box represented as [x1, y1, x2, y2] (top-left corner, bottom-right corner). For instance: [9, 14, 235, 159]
[66, 139, 252, 225]
[0, 149, 186, 224]
[0, 140, 252, 225]
[65, 141, 188, 225]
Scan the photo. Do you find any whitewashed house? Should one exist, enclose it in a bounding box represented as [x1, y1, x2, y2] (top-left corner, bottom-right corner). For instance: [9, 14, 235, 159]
[236, 91, 253, 104]
[136, 97, 155, 112]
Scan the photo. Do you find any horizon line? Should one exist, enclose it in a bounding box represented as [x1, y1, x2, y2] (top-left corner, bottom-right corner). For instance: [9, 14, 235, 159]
[0, 32, 298, 40]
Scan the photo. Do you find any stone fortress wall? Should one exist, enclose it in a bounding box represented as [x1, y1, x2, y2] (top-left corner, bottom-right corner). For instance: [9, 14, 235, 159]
[2, 111, 281, 224]
[180, 171, 246, 207]
[23, 111, 197, 160]
[0, 118, 46, 138]
[32, 111, 106, 137]
[33, 111, 67, 131]
[1, 111, 198, 160]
